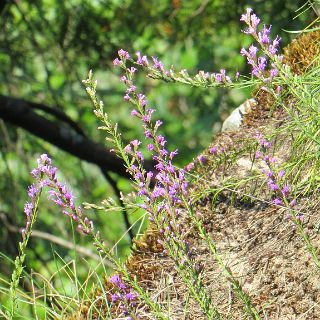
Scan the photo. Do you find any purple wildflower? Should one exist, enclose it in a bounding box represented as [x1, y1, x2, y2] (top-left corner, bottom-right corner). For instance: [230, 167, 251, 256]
[126, 292, 137, 301]
[197, 155, 207, 164]
[127, 67, 137, 74]
[156, 135, 166, 147]
[249, 45, 258, 57]
[131, 109, 139, 117]
[111, 294, 119, 302]
[198, 70, 209, 80]
[209, 146, 218, 154]
[115, 54, 197, 249]
[185, 162, 195, 172]
[120, 76, 127, 83]
[124, 145, 132, 154]
[290, 199, 297, 207]
[146, 171, 153, 180]
[240, 48, 248, 57]
[240, 9, 282, 80]
[154, 161, 164, 171]
[154, 120, 163, 131]
[152, 56, 164, 71]
[214, 73, 222, 83]
[169, 150, 178, 160]
[269, 68, 278, 78]
[262, 169, 273, 177]
[144, 128, 152, 138]
[258, 25, 271, 44]
[281, 184, 290, 196]
[268, 179, 278, 191]
[113, 58, 121, 66]
[151, 186, 166, 199]
[135, 151, 144, 162]
[130, 140, 141, 148]
[136, 51, 149, 66]
[278, 170, 285, 178]
[137, 93, 147, 107]
[109, 274, 122, 285]
[118, 49, 130, 60]
[126, 85, 136, 93]
[272, 198, 283, 205]
[27, 184, 38, 199]
[240, 8, 260, 33]
[269, 36, 281, 55]
[250, 13, 261, 29]
[142, 114, 151, 123]
[159, 149, 168, 157]
[24, 202, 34, 217]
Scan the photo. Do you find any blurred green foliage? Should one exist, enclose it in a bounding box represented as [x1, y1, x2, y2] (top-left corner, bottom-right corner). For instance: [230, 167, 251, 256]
[0, 0, 314, 297]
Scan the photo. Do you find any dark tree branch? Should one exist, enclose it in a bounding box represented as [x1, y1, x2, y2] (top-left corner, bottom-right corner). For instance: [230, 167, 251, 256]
[0, 95, 154, 178]
[30, 102, 86, 137]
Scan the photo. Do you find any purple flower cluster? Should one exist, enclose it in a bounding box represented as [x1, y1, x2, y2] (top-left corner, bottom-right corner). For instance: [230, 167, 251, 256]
[113, 49, 235, 88]
[197, 154, 208, 165]
[22, 186, 41, 241]
[184, 162, 195, 172]
[109, 274, 139, 319]
[26, 154, 94, 235]
[240, 8, 283, 81]
[255, 133, 297, 208]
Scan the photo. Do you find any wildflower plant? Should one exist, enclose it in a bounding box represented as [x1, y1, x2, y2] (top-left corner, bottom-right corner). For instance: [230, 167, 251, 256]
[7, 152, 165, 319]
[113, 47, 236, 88]
[240, 8, 283, 82]
[84, 42, 262, 317]
[255, 133, 320, 270]
[84, 70, 223, 318]
[8, 154, 95, 317]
